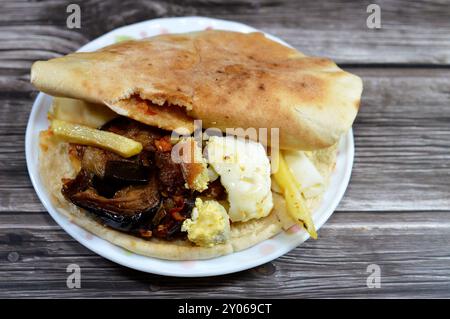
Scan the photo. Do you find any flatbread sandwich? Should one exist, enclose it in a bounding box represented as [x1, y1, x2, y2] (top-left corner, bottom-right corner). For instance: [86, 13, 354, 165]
[30, 30, 362, 260]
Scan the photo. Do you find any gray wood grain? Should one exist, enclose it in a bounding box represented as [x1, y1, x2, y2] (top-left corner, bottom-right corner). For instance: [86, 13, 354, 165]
[1, 0, 450, 67]
[1, 0, 450, 298]
[2, 211, 450, 298]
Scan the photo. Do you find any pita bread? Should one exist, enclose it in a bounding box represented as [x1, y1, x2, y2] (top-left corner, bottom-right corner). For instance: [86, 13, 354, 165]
[38, 130, 337, 260]
[31, 30, 362, 150]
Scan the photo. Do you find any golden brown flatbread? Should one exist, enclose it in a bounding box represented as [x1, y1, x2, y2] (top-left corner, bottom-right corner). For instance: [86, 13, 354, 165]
[31, 30, 362, 150]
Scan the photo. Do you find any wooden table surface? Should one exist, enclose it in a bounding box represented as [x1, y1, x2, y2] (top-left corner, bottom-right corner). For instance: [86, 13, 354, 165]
[1, 0, 449, 298]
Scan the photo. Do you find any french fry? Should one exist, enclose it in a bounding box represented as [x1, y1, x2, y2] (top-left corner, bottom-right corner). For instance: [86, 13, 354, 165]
[273, 152, 317, 239]
[50, 119, 143, 158]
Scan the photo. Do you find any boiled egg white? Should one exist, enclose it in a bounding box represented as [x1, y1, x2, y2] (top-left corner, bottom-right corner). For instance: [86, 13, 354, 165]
[206, 136, 273, 222]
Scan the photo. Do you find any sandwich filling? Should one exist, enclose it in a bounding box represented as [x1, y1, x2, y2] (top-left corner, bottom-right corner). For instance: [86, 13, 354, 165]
[60, 117, 216, 240]
[57, 115, 280, 247]
[44, 98, 331, 248]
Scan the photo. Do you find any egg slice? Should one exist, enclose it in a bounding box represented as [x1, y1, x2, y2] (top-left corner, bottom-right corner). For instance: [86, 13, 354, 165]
[182, 198, 231, 247]
[206, 136, 273, 222]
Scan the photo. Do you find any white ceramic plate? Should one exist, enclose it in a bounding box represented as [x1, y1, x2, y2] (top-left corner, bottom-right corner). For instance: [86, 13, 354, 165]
[26, 16, 354, 277]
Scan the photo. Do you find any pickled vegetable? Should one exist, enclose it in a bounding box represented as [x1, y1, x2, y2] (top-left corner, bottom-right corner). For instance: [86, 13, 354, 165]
[272, 152, 317, 239]
[51, 119, 143, 158]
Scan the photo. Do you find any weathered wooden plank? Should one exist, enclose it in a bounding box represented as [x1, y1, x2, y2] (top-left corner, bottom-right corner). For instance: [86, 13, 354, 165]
[345, 67, 450, 211]
[1, 211, 450, 298]
[0, 68, 448, 212]
[0, 0, 450, 68]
